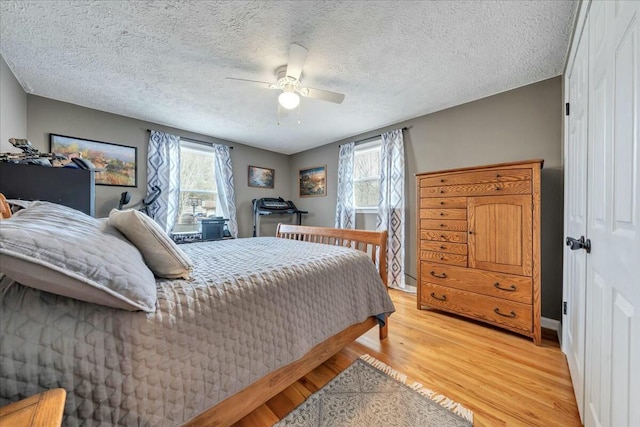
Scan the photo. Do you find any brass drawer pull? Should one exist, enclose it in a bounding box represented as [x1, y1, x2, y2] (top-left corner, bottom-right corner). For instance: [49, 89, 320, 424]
[430, 271, 447, 279]
[494, 308, 516, 318]
[494, 282, 517, 292]
[431, 292, 447, 301]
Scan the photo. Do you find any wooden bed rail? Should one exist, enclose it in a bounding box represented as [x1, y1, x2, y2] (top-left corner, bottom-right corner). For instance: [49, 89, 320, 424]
[276, 224, 388, 288]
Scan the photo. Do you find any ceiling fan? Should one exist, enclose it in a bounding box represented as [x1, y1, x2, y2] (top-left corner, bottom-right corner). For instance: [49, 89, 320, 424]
[226, 44, 345, 111]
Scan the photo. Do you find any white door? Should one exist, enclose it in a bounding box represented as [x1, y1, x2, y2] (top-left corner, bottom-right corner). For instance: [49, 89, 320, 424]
[584, 1, 640, 426]
[563, 11, 590, 420]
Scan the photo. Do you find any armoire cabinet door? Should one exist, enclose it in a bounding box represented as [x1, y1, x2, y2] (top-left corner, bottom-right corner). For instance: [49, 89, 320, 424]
[468, 194, 533, 276]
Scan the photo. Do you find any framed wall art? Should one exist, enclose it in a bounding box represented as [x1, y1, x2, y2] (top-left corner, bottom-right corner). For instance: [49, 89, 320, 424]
[299, 165, 327, 197]
[50, 134, 137, 187]
[248, 165, 275, 188]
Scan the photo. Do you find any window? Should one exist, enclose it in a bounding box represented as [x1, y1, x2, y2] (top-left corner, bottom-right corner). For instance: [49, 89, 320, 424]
[353, 140, 381, 210]
[175, 140, 218, 232]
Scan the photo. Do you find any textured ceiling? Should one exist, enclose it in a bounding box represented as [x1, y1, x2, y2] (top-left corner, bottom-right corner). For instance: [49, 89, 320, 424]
[0, 1, 577, 155]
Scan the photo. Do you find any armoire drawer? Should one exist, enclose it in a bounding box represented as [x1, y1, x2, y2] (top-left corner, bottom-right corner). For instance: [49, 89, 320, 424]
[420, 261, 532, 304]
[420, 168, 532, 187]
[420, 197, 467, 209]
[420, 240, 467, 255]
[420, 250, 467, 267]
[420, 180, 532, 198]
[420, 230, 467, 243]
[420, 219, 467, 232]
[420, 283, 532, 332]
[420, 208, 467, 220]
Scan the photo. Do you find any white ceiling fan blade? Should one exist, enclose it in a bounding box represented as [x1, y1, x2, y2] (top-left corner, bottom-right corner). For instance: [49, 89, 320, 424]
[286, 44, 308, 80]
[225, 77, 275, 89]
[301, 87, 345, 104]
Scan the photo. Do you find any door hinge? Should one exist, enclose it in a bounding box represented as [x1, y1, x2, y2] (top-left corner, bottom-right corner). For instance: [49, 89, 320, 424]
[565, 102, 570, 116]
[563, 301, 568, 315]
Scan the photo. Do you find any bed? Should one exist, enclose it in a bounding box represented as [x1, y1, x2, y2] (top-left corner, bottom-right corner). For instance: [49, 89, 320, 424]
[0, 202, 394, 426]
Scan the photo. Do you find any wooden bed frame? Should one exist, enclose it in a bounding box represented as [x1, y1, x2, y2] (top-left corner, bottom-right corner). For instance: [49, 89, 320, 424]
[184, 224, 389, 426]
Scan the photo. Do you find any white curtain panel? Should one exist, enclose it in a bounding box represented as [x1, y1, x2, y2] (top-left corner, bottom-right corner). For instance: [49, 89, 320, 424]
[335, 142, 356, 229]
[146, 130, 181, 233]
[377, 129, 405, 289]
[212, 144, 239, 238]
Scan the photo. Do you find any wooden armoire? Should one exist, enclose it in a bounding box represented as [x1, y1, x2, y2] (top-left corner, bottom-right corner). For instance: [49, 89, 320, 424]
[416, 160, 543, 344]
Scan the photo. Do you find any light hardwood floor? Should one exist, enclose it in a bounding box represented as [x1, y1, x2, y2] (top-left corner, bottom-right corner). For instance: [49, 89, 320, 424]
[235, 289, 581, 427]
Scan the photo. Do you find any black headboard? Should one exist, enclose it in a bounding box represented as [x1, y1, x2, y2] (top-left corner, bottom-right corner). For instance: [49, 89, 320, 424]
[0, 162, 95, 216]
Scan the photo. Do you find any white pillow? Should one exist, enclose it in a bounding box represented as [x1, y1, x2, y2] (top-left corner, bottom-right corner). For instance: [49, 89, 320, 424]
[108, 209, 193, 279]
[0, 201, 157, 312]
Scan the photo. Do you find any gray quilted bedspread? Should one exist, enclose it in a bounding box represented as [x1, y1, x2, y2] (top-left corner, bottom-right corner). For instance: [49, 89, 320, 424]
[0, 237, 395, 426]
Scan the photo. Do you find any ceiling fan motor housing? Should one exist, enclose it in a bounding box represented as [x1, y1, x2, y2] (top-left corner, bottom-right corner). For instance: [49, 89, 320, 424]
[271, 65, 308, 96]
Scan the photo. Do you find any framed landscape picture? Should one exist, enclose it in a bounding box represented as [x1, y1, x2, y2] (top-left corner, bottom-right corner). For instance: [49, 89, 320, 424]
[50, 134, 137, 187]
[299, 165, 327, 197]
[248, 165, 275, 188]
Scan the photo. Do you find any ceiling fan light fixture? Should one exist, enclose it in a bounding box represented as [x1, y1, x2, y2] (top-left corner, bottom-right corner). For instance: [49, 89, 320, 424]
[278, 91, 300, 110]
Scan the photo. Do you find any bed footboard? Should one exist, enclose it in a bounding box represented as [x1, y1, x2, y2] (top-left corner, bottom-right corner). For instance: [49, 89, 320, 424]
[276, 223, 389, 340]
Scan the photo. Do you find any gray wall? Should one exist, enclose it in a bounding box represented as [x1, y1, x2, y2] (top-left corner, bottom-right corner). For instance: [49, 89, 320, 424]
[26, 95, 290, 237]
[290, 77, 564, 320]
[10, 77, 564, 319]
[0, 55, 27, 152]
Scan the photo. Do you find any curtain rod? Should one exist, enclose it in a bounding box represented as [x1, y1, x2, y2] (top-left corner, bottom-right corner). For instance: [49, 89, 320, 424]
[146, 129, 233, 149]
[339, 126, 410, 147]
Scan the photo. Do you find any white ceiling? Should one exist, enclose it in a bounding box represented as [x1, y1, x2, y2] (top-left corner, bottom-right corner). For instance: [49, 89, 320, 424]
[0, 1, 577, 155]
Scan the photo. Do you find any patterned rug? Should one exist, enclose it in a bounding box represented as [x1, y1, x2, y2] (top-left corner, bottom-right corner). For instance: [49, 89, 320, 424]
[274, 354, 473, 427]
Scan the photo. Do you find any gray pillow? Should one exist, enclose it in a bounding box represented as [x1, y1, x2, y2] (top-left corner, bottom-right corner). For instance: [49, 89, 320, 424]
[108, 209, 193, 279]
[6, 198, 34, 213]
[0, 201, 157, 312]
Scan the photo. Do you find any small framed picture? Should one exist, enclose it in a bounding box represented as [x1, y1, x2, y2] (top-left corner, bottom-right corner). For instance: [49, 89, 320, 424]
[299, 165, 327, 197]
[248, 165, 275, 188]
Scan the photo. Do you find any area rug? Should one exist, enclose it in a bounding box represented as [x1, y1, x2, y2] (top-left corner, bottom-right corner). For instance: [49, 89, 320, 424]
[274, 354, 473, 426]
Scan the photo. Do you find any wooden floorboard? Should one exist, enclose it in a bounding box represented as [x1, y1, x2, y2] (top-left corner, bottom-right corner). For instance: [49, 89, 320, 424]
[234, 289, 581, 427]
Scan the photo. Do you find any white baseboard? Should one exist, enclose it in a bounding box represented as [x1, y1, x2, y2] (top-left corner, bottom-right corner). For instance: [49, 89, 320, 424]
[541, 317, 562, 345]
